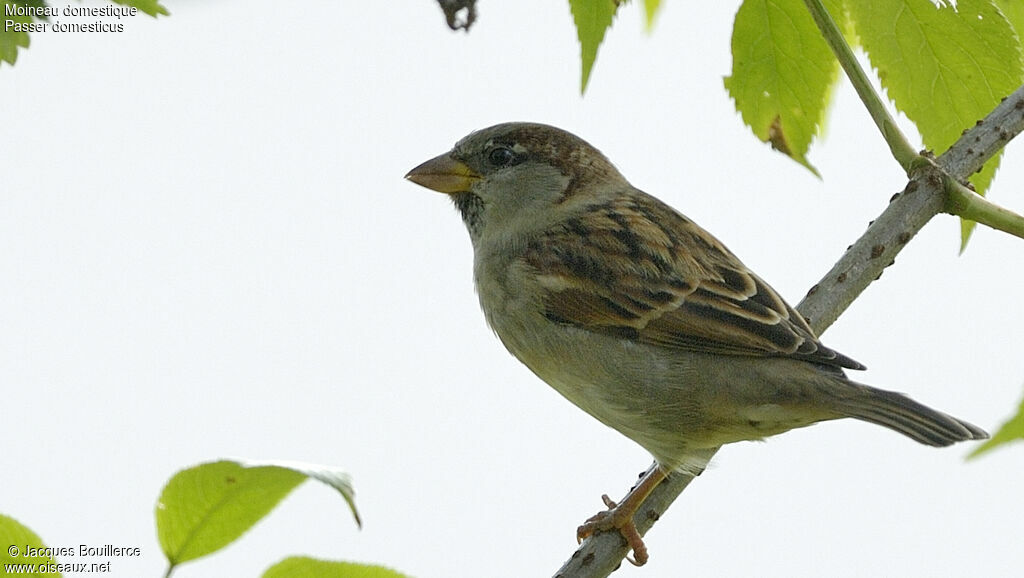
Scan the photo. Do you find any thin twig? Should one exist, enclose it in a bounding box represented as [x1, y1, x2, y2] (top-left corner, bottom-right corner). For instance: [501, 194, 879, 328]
[802, 0, 918, 170]
[803, 0, 1024, 240]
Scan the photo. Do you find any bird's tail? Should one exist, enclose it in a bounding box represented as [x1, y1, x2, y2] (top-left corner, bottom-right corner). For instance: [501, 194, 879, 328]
[834, 383, 988, 447]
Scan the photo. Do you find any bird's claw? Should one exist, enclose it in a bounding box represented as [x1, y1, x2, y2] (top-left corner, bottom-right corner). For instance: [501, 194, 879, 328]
[576, 494, 649, 566]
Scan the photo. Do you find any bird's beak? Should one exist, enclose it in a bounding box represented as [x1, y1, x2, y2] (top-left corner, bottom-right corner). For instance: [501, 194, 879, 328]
[405, 153, 481, 194]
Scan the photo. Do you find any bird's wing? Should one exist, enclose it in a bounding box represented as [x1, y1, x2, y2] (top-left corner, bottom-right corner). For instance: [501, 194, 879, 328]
[523, 190, 864, 370]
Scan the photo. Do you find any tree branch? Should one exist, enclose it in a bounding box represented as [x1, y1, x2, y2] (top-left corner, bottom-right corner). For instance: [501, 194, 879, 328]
[552, 75, 1024, 578]
[941, 89, 1024, 242]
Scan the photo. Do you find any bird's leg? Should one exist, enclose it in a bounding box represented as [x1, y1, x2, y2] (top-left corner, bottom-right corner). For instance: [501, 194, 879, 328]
[576, 465, 668, 566]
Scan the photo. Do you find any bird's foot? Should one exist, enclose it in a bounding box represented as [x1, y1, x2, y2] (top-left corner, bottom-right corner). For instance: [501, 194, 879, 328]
[576, 494, 649, 566]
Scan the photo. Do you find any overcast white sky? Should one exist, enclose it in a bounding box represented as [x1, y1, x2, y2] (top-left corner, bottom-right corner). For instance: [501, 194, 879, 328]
[3, 1, 1023, 577]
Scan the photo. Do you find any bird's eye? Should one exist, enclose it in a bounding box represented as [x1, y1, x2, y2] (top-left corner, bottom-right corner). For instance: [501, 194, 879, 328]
[487, 146, 517, 167]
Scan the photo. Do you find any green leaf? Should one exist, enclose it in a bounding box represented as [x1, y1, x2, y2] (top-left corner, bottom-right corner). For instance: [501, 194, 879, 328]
[643, 0, 662, 31]
[263, 556, 411, 578]
[157, 461, 305, 567]
[156, 460, 360, 571]
[111, 0, 170, 17]
[0, 18, 30, 67]
[569, 0, 620, 93]
[847, 0, 1024, 247]
[0, 1, 47, 67]
[724, 0, 842, 175]
[968, 390, 1024, 459]
[0, 513, 61, 576]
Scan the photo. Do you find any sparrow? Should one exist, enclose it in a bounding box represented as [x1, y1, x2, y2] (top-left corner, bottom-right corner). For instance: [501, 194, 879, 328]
[405, 122, 987, 566]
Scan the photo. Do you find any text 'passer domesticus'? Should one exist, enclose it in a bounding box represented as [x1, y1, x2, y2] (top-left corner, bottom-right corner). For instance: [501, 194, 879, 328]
[405, 122, 986, 566]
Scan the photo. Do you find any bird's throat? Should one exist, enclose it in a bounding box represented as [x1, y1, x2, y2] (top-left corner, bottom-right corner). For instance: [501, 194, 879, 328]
[451, 192, 485, 242]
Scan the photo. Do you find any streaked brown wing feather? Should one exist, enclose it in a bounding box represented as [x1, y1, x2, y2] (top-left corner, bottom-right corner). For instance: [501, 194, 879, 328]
[525, 189, 864, 370]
